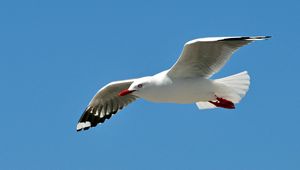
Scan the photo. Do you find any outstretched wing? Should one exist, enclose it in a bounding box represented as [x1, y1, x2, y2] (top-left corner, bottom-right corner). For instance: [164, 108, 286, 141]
[167, 36, 271, 78]
[77, 79, 138, 131]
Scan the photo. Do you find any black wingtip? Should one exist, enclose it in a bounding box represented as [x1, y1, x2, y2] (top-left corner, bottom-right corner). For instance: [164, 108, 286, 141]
[264, 35, 272, 39]
[219, 36, 272, 41]
[83, 127, 90, 131]
[254, 36, 272, 40]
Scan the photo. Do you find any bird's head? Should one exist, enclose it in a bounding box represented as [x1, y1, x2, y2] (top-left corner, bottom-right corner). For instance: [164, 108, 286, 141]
[118, 77, 151, 97]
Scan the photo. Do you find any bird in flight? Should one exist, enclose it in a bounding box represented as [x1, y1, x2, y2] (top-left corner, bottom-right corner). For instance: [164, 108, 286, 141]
[76, 36, 271, 131]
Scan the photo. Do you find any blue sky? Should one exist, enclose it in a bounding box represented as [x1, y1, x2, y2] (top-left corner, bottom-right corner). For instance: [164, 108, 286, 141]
[1, 0, 299, 169]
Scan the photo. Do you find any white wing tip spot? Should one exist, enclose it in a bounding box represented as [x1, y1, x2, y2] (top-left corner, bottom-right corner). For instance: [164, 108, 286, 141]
[76, 121, 91, 131]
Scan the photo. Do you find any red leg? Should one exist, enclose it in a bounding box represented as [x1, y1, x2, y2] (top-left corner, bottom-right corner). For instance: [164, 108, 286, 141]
[209, 97, 235, 109]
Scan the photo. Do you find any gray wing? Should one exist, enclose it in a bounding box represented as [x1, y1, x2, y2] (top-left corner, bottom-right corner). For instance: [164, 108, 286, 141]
[77, 79, 137, 131]
[167, 36, 271, 78]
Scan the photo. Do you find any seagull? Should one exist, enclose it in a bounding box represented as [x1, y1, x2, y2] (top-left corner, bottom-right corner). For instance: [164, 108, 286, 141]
[76, 36, 270, 131]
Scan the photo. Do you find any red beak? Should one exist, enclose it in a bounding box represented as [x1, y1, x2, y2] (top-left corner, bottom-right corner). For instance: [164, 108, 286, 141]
[118, 89, 136, 96]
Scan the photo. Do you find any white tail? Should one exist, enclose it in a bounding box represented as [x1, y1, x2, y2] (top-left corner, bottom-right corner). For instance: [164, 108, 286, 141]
[196, 71, 250, 109]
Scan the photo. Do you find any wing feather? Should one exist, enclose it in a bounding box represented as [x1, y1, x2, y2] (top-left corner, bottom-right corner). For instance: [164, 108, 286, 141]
[76, 79, 138, 131]
[167, 36, 270, 78]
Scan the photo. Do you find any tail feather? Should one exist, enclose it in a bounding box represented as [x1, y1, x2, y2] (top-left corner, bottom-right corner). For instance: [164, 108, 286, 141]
[215, 71, 250, 103]
[196, 71, 250, 109]
[196, 101, 216, 109]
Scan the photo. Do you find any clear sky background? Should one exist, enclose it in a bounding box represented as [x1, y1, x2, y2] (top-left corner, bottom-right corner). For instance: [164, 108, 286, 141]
[1, 0, 299, 170]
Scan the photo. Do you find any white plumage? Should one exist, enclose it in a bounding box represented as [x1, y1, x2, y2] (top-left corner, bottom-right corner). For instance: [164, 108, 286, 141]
[76, 36, 270, 131]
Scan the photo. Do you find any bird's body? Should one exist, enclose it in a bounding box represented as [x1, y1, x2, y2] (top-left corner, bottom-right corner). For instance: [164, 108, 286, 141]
[136, 70, 216, 103]
[76, 36, 270, 131]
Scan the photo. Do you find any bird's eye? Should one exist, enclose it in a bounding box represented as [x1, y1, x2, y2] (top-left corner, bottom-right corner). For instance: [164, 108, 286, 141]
[137, 84, 143, 88]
